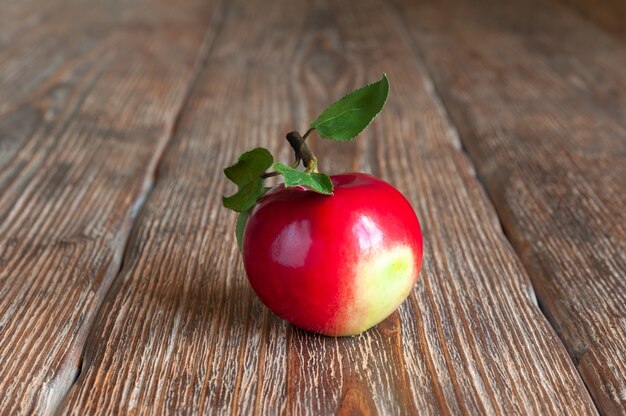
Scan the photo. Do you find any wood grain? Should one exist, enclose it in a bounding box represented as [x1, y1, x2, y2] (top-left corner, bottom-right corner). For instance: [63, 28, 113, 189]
[392, 0, 626, 413]
[0, 0, 218, 413]
[60, 0, 597, 414]
[559, 0, 626, 41]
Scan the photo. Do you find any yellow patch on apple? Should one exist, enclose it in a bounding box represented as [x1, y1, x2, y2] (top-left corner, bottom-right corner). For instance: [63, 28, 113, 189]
[340, 245, 417, 335]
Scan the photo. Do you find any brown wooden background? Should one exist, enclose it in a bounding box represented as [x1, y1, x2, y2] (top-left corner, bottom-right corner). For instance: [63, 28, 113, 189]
[0, 0, 624, 414]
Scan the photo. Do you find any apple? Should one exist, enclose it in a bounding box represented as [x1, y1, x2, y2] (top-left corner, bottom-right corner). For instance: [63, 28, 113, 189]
[223, 74, 422, 335]
[242, 172, 423, 336]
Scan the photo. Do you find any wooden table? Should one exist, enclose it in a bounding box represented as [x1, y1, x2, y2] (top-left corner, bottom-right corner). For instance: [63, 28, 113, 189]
[1, 0, 624, 414]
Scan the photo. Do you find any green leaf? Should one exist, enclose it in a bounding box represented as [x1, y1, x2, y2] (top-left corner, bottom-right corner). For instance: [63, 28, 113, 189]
[235, 209, 250, 253]
[223, 147, 273, 212]
[234, 186, 271, 253]
[273, 162, 333, 195]
[310, 73, 389, 141]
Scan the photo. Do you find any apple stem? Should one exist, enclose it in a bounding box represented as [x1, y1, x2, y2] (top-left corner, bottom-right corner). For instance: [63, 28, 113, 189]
[286, 130, 318, 172]
[260, 129, 319, 179]
[261, 171, 281, 179]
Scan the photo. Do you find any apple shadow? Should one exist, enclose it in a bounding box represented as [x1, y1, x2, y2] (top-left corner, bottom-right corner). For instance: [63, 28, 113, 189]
[149, 263, 272, 340]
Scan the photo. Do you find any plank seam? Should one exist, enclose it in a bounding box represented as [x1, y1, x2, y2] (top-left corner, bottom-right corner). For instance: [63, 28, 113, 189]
[383, 1, 602, 413]
[385, 0, 535, 316]
[48, 2, 230, 414]
[554, 0, 626, 45]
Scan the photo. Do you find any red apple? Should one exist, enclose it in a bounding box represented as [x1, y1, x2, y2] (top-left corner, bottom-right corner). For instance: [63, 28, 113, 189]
[242, 173, 423, 336]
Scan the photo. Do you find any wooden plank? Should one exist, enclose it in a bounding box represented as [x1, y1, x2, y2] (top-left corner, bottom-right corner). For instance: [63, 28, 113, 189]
[559, 0, 626, 41]
[0, 0, 63, 49]
[0, 1, 219, 414]
[392, 0, 626, 413]
[60, 0, 597, 414]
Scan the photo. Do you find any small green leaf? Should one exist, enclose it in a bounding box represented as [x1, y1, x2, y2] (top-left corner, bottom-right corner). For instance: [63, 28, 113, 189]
[234, 187, 271, 252]
[223, 147, 273, 212]
[273, 162, 333, 195]
[235, 209, 250, 253]
[310, 73, 389, 141]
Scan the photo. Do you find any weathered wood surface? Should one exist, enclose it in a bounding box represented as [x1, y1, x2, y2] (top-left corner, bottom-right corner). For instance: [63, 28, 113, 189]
[559, 0, 626, 41]
[0, 0, 216, 413]
[57, 0, 599, 414]
[392, 0, 626, 413]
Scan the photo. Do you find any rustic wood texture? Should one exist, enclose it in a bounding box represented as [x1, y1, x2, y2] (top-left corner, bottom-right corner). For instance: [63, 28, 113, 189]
[392, 0, 626, 413]
[57, 0, 599, 414]
[0, 0, 217, 413]
[559, 0, 626, 41]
